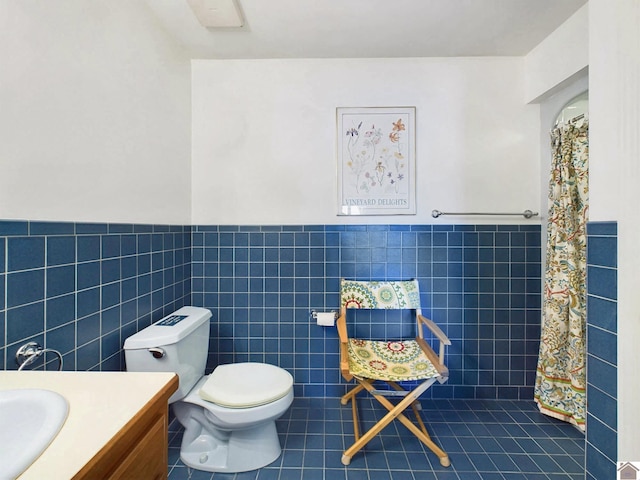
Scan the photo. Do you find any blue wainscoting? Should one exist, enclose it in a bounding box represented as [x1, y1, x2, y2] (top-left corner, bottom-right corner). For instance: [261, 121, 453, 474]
[1, 220, 543, 403]
[585, 221, 618, 480]
[0, 220, 192, 371]
[191, 224, 543, 400]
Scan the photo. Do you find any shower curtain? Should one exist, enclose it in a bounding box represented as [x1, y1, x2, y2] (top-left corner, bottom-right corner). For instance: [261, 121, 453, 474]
[534, 119, 589, 431]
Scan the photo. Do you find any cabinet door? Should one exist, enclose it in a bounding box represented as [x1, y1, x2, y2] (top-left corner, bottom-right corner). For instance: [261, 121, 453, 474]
[108, 413, 167, 480]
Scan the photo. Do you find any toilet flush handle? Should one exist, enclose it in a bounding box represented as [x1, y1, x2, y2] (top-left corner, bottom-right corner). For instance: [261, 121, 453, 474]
[148, 347, 165, 359]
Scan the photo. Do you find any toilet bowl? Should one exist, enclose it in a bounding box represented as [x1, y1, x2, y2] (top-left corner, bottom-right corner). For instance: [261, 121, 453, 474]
[123, 307, 294, 473]
[174, 368, 293, 472]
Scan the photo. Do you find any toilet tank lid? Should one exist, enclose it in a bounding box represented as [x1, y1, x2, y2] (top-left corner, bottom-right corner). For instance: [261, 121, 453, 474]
[123, 306, 212, 349]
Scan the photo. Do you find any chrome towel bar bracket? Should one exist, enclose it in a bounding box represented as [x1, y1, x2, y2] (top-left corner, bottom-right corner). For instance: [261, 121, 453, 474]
[15, 342, 64, 371]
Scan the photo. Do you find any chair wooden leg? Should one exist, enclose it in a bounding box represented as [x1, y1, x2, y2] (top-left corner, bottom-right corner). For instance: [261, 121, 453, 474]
[342, 393, 415, 465]
[351, 391, 360, 441]
[387, 381, 431, 440]
[370, 383, 449, 466]
[340, 383, 366, 405]
[387, 402, 449, 466]
[341, 379, 375, 441]
[341, 379, 450, 468]
[342, 380, 429, 464]
[411, 402, 431, 439]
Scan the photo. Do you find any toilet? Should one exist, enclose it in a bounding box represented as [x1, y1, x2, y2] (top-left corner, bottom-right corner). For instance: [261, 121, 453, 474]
[123, 306, 294, 473]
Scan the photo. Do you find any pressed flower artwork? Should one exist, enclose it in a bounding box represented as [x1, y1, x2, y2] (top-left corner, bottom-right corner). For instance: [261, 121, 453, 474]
[337, 107, 416, 215]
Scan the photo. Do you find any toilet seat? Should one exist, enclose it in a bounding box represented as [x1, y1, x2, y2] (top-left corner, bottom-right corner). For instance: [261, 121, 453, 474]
[199, 362, 293, 408]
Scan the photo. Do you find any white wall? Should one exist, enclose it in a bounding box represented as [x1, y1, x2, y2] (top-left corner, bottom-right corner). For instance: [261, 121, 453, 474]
[0, 0, 192, 224]
[524, 4, 588, 104]
[590, 0, 640, 461]
[191, 58, 540, 225]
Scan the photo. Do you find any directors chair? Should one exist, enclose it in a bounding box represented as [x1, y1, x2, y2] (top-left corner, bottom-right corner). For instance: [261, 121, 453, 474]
[336, 279, 451, 467]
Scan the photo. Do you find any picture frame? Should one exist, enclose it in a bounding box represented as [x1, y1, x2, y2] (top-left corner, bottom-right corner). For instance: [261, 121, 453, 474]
[337, 106, 416, 215]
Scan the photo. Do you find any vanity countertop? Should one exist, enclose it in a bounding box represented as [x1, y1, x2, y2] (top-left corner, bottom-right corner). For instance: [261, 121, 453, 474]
[0, 370, 178, 479]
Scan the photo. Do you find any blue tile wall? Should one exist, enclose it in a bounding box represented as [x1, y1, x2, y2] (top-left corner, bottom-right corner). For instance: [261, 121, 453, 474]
[0, 220, 192, 372]
[191, 224, 542, 400]
[585, 222, 617, 480]
[1, 220, 545, 404]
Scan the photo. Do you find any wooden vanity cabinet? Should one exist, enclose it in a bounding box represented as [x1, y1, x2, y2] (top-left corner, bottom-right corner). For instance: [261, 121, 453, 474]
[72, 375, 178, 480]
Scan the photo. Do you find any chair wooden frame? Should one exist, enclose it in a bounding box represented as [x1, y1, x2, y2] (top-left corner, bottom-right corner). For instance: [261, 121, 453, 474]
[336, 279, 452, 467]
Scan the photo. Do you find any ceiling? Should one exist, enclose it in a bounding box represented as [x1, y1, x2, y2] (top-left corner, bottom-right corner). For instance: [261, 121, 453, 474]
[144, 0, 587, 59]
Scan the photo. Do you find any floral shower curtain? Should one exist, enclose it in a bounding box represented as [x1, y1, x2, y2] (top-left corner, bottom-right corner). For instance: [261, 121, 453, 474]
[534, 119, 589, 431]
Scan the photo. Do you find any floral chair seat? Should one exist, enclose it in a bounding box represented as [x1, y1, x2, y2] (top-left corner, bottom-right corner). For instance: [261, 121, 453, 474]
[347, 338, 439, 382]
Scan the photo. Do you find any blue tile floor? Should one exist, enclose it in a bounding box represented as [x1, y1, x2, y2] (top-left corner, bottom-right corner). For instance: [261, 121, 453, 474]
[168, 398, 585, 480]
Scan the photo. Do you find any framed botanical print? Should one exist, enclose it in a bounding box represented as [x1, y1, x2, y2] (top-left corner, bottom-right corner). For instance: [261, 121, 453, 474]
[337, 107, 416, 215]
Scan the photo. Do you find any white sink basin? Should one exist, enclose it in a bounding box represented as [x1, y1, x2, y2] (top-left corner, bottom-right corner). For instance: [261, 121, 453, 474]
[0, 389, 69, 479]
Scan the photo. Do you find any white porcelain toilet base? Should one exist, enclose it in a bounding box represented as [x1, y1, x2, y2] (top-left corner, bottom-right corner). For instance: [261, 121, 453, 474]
[178, 417, 282, 473]
[172, 375, 294, 473]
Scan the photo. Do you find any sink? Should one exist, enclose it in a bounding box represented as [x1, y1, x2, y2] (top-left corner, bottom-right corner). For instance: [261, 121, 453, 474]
[0, 389, 69, 479]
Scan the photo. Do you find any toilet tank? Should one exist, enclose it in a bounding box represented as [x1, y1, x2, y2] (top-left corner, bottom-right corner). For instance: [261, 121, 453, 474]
[123, 306, 212, 403]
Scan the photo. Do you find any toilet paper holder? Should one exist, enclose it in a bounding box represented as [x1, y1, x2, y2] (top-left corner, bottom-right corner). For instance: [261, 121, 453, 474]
[310, 310, 338, 320]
